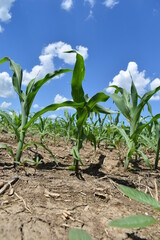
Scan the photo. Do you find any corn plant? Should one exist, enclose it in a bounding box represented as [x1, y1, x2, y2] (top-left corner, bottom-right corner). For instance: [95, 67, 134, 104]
[110, 81, 160, 169]
[23, 51, 115, 177]
[0, 57, 72, 166]
[109, 184, 160, 228]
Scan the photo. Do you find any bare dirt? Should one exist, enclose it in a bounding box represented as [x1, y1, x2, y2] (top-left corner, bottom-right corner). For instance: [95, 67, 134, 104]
[0, 132, 160, 240]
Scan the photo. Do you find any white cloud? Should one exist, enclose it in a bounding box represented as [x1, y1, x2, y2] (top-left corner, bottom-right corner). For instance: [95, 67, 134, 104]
[0, 101, 12, 109]
[33, 103, 39, 109]
[104, 0, 119, 9]
[54, 94, 68, 104]
[106, 62, 150, 96]
[0, 0, 15, 22]
[48, 114, 57, 120]
[0, 72, 14, 98]
[23, 41, 88, 86]
[61, 0, 73, 11]
[150, 78, 160, 100]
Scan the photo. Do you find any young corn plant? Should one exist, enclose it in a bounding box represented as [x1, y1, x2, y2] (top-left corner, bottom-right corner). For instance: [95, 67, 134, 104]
[109, 81, 160, 169]
[0, 57, 72, 166]
[109, 184, 160, 229]
[23, 51, 115, 177]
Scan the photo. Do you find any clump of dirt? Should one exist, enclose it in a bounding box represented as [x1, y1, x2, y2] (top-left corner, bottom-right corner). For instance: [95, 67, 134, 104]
[0, 133, 160, 240]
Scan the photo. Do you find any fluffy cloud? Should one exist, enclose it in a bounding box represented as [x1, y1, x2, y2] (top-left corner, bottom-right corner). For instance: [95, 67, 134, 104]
[61, 0, 73, 11]
[106, 62, 150, 96]
[0, 0, 15, 32]
[0, 72, 14, 98]
[0, 101, 12, 109]
[54, 94, 68, 104]
[150, 78, 160, 100]
[103, 0, 119, 8]
[33, 104, 40, 109]
[23, 41, 88, 86]
[48, 114, 57, 120]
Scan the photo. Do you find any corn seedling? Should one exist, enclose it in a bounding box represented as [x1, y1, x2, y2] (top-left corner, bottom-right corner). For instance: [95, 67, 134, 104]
[110, 81, 160, 169]
[69, 228, 92, 240]
[0, 57, 72, 166]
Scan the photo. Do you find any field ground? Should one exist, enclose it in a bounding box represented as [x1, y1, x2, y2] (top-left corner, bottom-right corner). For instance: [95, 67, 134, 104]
[0, 132, 160, 240]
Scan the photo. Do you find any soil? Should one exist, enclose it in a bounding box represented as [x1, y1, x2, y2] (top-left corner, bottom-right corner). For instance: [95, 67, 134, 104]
[0, 132, 160, 240]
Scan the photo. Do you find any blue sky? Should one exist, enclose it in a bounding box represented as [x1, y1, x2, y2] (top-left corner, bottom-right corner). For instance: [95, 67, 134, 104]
[0, 0, 160, 119]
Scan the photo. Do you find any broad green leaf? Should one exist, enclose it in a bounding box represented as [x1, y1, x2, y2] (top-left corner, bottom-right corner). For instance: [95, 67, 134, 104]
[0, 110, 19, 139]
[71, 52, 85, 103]
[109, 215, 157, 228]
[23, 101, 85, 130]
[112, 126, 131, 149]
[119, 184, 160, 209]
[93, 104, 116, 114]
[0, 57, 23, 98]
[26, 69, 72, 115]
[132, 85, 160, 128]
[69, 228, 92, 240]
[110, 93, 131, 121]
[26, 78, 35, 95]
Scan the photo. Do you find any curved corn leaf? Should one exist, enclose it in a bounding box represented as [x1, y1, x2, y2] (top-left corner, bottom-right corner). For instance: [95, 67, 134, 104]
[109, 215, 157, 228]
[110, 93, 131, 121]
[0, 110, 19, 139]
[23, 101, 85, 130]
[69, 228, 92, 240]
[26, 69, 72, 114]
[71, 52, 85, 103]
[0, 57, 23, 99]
[137, 150, 152, 169]
[132, 85, 160, 128]
[131, 113, 160, 140]
[119, 184, 160, 209]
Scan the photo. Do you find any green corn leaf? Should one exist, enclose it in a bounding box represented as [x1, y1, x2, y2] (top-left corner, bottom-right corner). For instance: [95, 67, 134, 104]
[93, 104, 116, 114]
[26, 69, 72, 114]
[110, 93, 131, 121]
[109, 215, 157, 228]
[132, 85, 160, 129]
[131, 113, 160, 140]
[119, 184, 160, 209]
[69, 228, 92, 240]
[0, 110, 19, 139]
[0, 57, 23, 98]
[112, 126, 131, 149]
[26, 78, 36, 95]
[131, 80, 138, 110]
[23, 101, 85, 130]
[71, 52, 85, 103]
[137, 150, 152, 169]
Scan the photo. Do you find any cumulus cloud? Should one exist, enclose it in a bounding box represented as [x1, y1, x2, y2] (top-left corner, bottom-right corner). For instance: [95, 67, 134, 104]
[106, 62, 150, 96]
[54, 94, 68, 104]
[0, 0, 15, 32]
[0, 101, 12, 109]
[23, 41, 88, 86]
[61, 0, 73, 11]
[104, 0, 119, 9]
[150, 78, 160, 100]
[0, 72, 14, 98]
[33, 104, 40, 109]
[48, 114, 57, 120]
